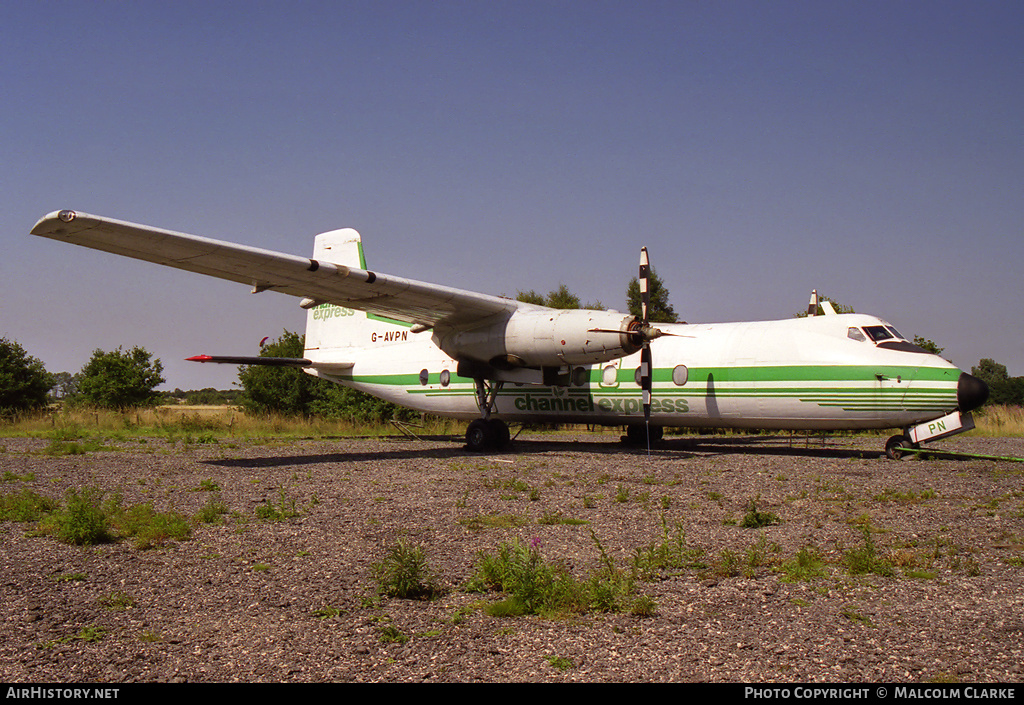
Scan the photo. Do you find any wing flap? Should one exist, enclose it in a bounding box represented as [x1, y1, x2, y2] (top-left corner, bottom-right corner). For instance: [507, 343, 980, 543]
[32, 210, 518, 328]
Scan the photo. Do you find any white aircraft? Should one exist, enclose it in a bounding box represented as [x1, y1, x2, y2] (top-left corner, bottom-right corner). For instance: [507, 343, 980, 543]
[31, 210, 989, 458]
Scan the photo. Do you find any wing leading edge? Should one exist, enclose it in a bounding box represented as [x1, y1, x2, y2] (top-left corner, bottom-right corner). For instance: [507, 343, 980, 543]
[31, 210, 519, 330]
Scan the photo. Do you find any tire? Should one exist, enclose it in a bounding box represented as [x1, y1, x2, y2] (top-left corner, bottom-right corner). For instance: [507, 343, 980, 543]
[623, 424, 662, 445]
[885, 435, 909, 461]
[488, 418, 511, 449]
[466, 419, 494, 453]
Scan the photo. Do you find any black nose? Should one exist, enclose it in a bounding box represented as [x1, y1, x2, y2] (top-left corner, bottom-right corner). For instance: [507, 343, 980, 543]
[958, 372, 989, 412]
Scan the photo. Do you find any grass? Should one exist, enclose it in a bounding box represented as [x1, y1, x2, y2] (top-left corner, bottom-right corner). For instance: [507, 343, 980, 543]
[4, 484, 192, 549]
[466, 533, 650, 618]
[0, 406, 464, 442]
[971, 405, 1024, 437]
[3, 403, 1023, 447]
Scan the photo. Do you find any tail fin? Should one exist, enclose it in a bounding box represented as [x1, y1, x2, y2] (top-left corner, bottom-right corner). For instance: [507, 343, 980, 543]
[302, 229, 409, 361]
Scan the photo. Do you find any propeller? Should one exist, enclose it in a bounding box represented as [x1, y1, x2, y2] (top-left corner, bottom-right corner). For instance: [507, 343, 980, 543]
[586, 246, 690, 452]
[638, 247, 654, 452]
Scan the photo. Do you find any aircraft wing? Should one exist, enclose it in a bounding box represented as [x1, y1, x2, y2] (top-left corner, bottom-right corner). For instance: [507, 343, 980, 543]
[31, 210, 520, 329]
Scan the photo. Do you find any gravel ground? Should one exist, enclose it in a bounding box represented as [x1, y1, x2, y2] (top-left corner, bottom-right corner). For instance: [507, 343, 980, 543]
[1, 431, 1022, 683]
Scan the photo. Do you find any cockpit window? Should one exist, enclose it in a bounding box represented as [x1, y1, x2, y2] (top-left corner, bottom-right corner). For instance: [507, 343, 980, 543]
[847, 327, 866, 342]
[863, 326, 895, 342]
[885, 326, 905, 339]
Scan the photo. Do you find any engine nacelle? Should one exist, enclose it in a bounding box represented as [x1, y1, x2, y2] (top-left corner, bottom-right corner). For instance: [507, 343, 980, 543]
[434, 308, 642, 369]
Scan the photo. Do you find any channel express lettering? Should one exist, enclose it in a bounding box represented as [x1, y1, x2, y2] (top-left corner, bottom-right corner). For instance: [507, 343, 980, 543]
[513, 392, 688, 415]
[312, 304, 356, 320]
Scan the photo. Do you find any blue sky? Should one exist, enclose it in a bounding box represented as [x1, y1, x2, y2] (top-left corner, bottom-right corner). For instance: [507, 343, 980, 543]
[3, 0, 1022, 390]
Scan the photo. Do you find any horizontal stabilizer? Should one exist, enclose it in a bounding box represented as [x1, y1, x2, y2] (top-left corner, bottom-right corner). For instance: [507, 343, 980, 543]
[186, 355, 312, 367]
[186, 355, 355, 374]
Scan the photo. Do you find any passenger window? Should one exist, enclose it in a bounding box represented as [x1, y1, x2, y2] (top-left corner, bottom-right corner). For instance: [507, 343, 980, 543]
[672, 365, 689, 385]
[847, 327, 866, 342]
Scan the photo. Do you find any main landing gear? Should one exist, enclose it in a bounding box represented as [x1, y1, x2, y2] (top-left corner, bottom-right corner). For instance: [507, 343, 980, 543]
[465, 378, 511, 453]
[622, 424, 663, 446]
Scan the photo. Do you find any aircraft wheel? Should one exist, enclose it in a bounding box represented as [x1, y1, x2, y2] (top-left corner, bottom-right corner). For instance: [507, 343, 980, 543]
[466, 419, 494, 453]
[885, 435, 912, 461]
[623, 424, 662, 445]
[488, 418, 511, 449]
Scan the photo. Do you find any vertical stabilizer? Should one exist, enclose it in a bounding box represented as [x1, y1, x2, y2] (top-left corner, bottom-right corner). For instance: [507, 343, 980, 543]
[302, 229, 409, 361]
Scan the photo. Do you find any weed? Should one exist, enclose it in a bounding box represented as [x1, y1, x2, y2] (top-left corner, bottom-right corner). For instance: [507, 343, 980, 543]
[714, 548, 742, 577]
[255, 487, 300, 521]
[468, 537, 592, 617]
[844, 527, 895, 577]
[195, 495, 228, 524]
[38, 487, 114, 546]
[538, 510, 588, 526]
[309, 602, 342, 618]
[107, 497, 191, 549]
[372, 540, 442, 600]
[545, 655, 573, 671]
[740, 497, 780, 528]
[743, 534, 778, 576]
[100, 591, 135, 610]
[458, 513, 527, 530]
[841, 605, 875, 628]
[629, 594, 658, 617]
[780, 545, 828, 582]
[378, 625, 409, 644]
[0, 488, 58, 522]
[632, 515, 706, 579]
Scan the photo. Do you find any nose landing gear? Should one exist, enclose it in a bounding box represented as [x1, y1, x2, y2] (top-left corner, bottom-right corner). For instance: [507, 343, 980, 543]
[885, 434, 917, 461]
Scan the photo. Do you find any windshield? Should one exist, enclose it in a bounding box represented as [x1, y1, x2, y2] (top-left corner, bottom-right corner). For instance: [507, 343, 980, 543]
[863, 325, 895, 342]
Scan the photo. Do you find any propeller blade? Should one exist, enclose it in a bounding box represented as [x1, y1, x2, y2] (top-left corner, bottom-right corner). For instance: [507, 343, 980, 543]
[640, 344, 652, 420]
[639, 246, 651, 324]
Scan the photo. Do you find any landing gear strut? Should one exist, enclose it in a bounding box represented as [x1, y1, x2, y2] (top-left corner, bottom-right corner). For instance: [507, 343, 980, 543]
[465, 378, 511, 453]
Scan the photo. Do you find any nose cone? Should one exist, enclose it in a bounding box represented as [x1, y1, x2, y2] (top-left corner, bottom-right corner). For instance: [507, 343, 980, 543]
[957, 372, 989, 412]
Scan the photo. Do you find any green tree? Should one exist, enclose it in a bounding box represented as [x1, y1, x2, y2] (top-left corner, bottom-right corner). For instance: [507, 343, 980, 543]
[971, 358, 1024, 406]
[972, 358, 1009, 389]
[0, 338, 54, 415]
[627, 268, 678, 323]
[77, 347, 165, 409]
[50, 371, 80, 401]
[544, 284, 582, 310]
[515, 289, 547, 306]
[912, 336, 944, 356]
[517, 285, 592, 310]
[238, 330, 414, 421]
[237, 331, 320, 416]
